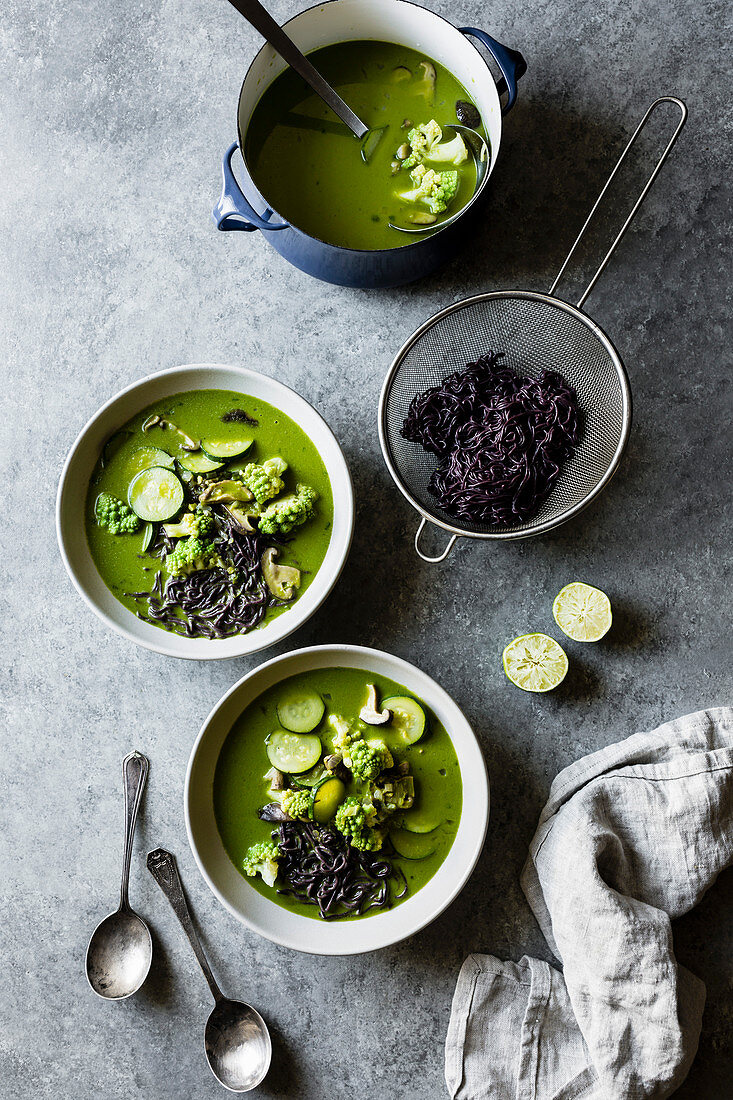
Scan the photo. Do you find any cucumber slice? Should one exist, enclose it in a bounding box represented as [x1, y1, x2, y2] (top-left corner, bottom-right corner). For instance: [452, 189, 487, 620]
[201, 437, 253, 460]
[176, 450, 225, 474]
[400, 808, 441, 834]
[266, 729, 322, 774]
[122, 446, 175, 482]
[128, 466, 184, 522]
[390, 826, 437, 860]
[311, 777, 346, 824]
[276, 688, 325, 733]
[382, 696, 427, 748]
[140, 522, 155, 552]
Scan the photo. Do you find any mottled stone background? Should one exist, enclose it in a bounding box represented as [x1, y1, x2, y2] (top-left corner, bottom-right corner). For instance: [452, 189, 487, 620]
[1, 0, 731, 1096]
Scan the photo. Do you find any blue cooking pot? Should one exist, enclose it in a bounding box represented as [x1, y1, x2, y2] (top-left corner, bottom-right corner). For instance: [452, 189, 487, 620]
[213, 0, 525, 288]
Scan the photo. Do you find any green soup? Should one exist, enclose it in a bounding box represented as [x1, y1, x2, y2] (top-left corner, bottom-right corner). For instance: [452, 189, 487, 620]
[244, 41, 482, 250]
[214, 668, 463, 921]
[85, 389, 334, 637]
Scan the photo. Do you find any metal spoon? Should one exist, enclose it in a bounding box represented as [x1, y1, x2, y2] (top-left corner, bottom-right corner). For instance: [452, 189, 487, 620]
[86, 751, 152, 999]
[223, 0, 390, 161]
[147, 848, 271, 1093]
[388, 124, 491, 233]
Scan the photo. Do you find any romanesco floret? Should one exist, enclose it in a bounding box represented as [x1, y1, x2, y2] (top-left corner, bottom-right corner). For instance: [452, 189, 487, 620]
[328, 714, 356, 753]
[344, 739, 393, 783]
[165, 536, 221, 576]
[242, 840, 280, 887]
[397, 165, 460, 215]
[95, 493, 141, 535]
[279, 788, 311, 820]
[402, 119, 469, 169]
[334, 797, 386, 852]
[258, 484, 318, 536]
[163, 508, 215, 539]
[239, 457, 288, 505]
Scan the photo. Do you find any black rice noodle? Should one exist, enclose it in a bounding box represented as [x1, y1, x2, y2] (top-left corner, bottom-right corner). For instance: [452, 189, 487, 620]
[401, 352, 581, 527]
[131, 513, 273, 639]
[276, 821, 407, 920]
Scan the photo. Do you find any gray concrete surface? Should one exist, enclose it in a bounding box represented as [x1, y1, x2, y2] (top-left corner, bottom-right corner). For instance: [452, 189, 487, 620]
[1, 0, 731, 1096]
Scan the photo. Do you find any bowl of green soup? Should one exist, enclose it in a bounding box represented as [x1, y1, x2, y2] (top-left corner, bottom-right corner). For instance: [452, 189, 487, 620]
[57, 365, 353, 659]
[214, 0, 525, 287]
[185, 645, 489, 954]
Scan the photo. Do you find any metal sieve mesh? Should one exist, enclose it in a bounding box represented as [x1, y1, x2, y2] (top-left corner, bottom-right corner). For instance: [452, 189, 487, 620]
[380, 290, 631, 540]
[378, 98, 687, 554]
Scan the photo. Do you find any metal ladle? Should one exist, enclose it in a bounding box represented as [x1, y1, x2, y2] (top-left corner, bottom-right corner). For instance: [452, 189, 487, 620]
[147, 848, 271, 1093]
[388, 124, 490, 233]
[86, 751, 152, 1000]
[224, 0, 389, 161]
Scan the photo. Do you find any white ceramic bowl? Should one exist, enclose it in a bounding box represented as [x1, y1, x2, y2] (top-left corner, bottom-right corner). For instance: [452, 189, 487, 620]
[56, 365, 354, 660]
[185, 645, 489, 955]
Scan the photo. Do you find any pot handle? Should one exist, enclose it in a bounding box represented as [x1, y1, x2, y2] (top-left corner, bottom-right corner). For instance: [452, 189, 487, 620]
[459, 29, 527, 114]
[212, 142, 290, 233]
[414, 517, 458, 564]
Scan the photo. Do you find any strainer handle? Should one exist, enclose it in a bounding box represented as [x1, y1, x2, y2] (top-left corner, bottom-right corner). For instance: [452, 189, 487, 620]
[414, 518, 458, 563]
[549, 97, 687, 309]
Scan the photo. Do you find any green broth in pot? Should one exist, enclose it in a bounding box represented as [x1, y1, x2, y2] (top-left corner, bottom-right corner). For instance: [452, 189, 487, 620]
[85, 389, 334, 636]
[244, 41, 482, 250]
[214, 667, 463, 921]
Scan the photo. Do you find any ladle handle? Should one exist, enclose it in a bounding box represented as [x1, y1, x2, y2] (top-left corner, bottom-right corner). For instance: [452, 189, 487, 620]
[224, 0, 368, 139]
[147, 848, 224, 1003]
[415, 517, 458, 564]
[549, 96, 687, 310]
[120, 751, 149, 910]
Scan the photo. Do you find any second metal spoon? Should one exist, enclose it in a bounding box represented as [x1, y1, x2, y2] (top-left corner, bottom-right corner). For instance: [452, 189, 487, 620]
[147, 848, 271, 1093]
[86, 751, 152, 1000]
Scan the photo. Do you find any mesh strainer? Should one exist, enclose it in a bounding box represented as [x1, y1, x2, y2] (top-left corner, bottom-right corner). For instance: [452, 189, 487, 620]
[378, 97, 687, 562]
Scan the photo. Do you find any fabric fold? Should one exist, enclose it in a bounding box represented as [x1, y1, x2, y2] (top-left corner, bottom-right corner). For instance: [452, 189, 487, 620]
[446, 708, 733, 1100]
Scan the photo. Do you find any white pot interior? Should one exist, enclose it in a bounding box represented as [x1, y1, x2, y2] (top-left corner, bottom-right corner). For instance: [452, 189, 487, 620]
[238, 0, 503, 179]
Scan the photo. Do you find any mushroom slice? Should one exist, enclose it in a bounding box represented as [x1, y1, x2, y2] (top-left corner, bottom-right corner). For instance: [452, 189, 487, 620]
[359, 684, 392, 726]
[261, 548, 301, 601]
[226, 504, 257, 531]
[200, 480, 253, 504]
[142, 414, 200, 451]
[264, 766, 286, 791]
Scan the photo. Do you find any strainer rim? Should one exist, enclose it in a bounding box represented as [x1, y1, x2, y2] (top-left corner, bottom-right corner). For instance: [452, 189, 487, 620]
[377, 290, 633, 541]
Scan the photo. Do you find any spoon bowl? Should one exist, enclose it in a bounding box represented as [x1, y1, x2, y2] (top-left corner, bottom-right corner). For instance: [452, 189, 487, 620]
[388, 124, 490, 234]
[205, 998, 272, 1092]
[86, 909, 153, 1000]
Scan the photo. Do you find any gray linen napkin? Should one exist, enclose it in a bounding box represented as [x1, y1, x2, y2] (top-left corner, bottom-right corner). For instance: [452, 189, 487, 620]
[446, 707, 733, 1100]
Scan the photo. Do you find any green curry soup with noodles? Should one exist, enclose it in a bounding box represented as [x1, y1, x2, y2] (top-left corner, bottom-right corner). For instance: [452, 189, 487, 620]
[214, 668, 463, 921]
[244, 41, 482, 250]
[85, 389, 333, 638]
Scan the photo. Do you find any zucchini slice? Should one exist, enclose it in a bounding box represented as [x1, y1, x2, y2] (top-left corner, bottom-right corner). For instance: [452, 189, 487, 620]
[276, 687, 325, 733]
[176, 450, 225, 475]
[311, 777, 346, 824]
[266, 729, 322, 774]
[201, 437, 253, 460]
[389, 826, 437, 860]
[291, 765, 326, 788]
[122, 446, 175, 482]
[399, 808, 441, 835]
[128, 466, 184, 522]
[382, 696, 427, 748]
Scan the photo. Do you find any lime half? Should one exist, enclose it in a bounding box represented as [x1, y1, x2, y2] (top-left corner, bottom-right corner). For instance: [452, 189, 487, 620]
[553, 582, 612, 642]
[503, 634, 569, 692]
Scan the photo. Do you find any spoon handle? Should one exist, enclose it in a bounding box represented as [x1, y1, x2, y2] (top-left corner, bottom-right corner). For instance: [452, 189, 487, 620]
[120, 751, 149, 910]
[147, 848, 223, 1003]
[224, 0, 368, 139]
